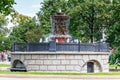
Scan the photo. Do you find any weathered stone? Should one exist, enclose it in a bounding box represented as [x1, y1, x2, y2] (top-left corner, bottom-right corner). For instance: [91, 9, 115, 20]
[28, 65, 39, 71]
[52, 60, 60, 65]
[57, 55, 65, 59]
[66, 65, 74, 71]
[103, 59, 108, 65]
[101, 55, 106, 60]
[20, 55, 25, 61]
[70, 60, 78, 64]
[14, 55, 21, 59]
[78, 60, 84, 67]
[61, 60, 70, 64]
[81, 64, 87, 73]
[25, 55, 31, 59]
[74, 65, 81, 71]
[65, 55, 74, 59]
[44, 60, 52, 65]
[32, 65, 40, 70]
[39, 55, 48, 59]
[82, 55, 89, 62]
[11, 52, 109, 72]
[48, 55, 56, 59]
[24, 60, 28, 65]
[89, 55, 96, 60]
[35, 60, 43, 64]
[32, 55, 39, 59]
[74, 55, 82, 59]
[57, 66, 65, 71]
[97, 55, 102, 60]
[48, 66, 56, 71]
[27, 60, 36, 64]
[40, 66, 47, 71]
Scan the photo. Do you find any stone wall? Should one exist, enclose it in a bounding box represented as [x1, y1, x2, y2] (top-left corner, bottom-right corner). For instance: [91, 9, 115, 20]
[11, 52, 109, 72]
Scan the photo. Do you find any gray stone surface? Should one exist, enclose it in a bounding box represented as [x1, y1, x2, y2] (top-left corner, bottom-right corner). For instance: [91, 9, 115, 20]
[11, 52, 109, 72]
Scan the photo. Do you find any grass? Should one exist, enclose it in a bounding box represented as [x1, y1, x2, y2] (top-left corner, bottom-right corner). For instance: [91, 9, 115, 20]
[0, 71, 120, 75]
[0, 63, 10, 67]
[0, 63, 120, 75]
[109, 64, 120, 69]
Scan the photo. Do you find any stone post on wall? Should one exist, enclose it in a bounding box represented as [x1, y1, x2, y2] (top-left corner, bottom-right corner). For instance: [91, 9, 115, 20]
[49, 41, 56, 52]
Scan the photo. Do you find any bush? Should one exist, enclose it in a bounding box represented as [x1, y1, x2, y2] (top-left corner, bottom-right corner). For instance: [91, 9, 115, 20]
[109, 47, 120, 64]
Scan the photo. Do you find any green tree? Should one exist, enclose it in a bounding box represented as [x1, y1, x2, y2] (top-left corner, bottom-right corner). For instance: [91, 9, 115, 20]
[11, 12, 32, 25]
[106, 0, 120, 64]
[0, 13, 9, 37]
[0, 0, 15, 15]
[0, 0, 15, 51]
[106, 1, 120, 47]
[37, 0, 112, 43]
[10, 17, 43, 42]
[37, 0, 68, 35]
[25, 28, 43, 42]
[0, 36, 21, 51]
[67, 0, 112, 43]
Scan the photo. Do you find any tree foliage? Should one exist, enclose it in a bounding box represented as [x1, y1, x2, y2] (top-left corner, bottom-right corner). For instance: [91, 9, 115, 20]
[10, 17, 42, 42]
[0, 0, 15, 15]
[37, 0, 68, 35]
[9, 0, 120, 46]
[11, 12, 32, 24]
[25, 28, 42, 42]
[37, 0, 113, 43]
[106, 1, 120, 47]
[0, 0, 15, 51]
[68, 0, 114, 43]
[0, 13, 9, 37]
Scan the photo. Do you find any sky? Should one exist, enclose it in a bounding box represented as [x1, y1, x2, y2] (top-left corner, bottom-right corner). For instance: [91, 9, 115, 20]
[13, 0, 43, 17]
[7, 0, 43, 29]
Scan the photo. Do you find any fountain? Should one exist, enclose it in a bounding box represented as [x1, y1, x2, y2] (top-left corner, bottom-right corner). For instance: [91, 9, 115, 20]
[50, 12, 71, 43]
[10, 12, 109, 73]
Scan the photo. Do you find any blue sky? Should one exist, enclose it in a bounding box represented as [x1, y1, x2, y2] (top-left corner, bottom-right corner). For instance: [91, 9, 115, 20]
[13, 0, 43, 17]
[7, 0, 43, 28]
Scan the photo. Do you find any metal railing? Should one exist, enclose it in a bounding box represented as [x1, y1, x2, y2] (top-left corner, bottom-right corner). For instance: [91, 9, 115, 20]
[11, 42, 109, 52]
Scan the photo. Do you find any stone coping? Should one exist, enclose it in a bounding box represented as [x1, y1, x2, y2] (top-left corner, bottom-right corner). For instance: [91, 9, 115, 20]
[11, 51, 109, 55]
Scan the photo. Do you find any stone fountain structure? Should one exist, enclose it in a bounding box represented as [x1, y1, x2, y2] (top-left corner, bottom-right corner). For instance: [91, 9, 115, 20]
[10, 12, 109, 73]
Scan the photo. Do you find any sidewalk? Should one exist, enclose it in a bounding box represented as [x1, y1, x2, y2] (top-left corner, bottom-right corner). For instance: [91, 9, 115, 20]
[0, 61, 10, 64]
[0, 74, 120, 79]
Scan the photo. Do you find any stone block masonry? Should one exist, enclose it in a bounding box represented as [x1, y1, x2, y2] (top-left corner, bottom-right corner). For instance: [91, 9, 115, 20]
[11, 52, 109, 72]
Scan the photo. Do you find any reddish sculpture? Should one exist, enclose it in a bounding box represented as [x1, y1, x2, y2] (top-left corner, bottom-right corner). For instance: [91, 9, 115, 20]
[51, 12, 70, 43]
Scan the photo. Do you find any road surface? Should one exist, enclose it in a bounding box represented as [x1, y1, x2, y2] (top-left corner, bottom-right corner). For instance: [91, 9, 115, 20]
[0, 74, 120, 80]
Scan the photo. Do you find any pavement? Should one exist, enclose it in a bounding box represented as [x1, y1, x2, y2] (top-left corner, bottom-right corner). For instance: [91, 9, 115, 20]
[0, 61, 10, 64]
[0, 74, 120, 80]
